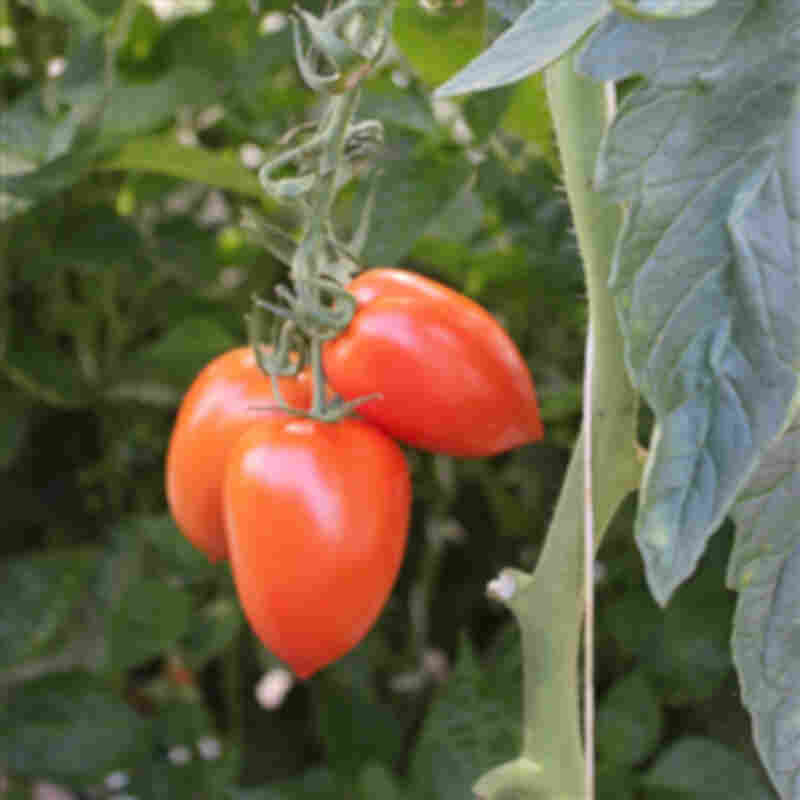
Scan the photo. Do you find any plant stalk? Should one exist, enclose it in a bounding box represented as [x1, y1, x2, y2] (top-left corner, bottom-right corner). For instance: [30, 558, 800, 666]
[474, 49, 640, 800]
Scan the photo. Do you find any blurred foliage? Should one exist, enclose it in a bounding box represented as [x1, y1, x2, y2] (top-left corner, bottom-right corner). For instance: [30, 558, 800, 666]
[0, 0, 775, 797]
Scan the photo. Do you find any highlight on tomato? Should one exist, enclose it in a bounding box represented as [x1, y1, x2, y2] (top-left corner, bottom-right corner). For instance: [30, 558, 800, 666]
[165, 347, 311, 563]
[222, 415, 411, 679]
[323, 268, 544, 457]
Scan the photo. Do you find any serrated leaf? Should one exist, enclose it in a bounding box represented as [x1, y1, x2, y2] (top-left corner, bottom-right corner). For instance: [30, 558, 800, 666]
[109, 578, 193, 672]
[640, 736, 773, 799]
[435, 0, 608, 97]
[597, 670, 663, 766]
[0, 670, 149, 780]
[360, 138, 472, 265]
[0, 549, 97, 671]
[729, 413, 800, 799]
[411, 632, 521, 799]
[579, 1, 800, 605]
[98, 135, 263, 197]
[393, 0, 487, 88]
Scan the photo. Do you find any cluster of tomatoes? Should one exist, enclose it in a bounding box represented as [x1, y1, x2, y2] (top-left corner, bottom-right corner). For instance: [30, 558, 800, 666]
[165, 269, 543, 679]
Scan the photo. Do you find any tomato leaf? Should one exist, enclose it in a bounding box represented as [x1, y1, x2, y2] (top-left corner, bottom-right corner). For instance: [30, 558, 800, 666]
[728, 412, 800, 800]
[0, 670, 150, 781]
[0, 549, 97, 672]
[411, 631, 521, 800]
[579, 3, 800, 606]
[393, 0, 488, 88]
[640, 736, 773, 799]
[611, 0, 718, 21]
[108, 577, 193, 673]
[435, 0, 609, 97]
[596, 670, 664, 767]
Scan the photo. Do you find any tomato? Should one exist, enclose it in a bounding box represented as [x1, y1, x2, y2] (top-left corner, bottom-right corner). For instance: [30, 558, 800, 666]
[223, 416, 410, 679]
[323, 268, 544, 457]
[165, 347, 311, 563]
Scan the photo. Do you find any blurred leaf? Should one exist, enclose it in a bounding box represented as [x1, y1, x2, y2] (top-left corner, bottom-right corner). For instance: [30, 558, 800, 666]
[139, 514, 217, 582]
[436, 0, 607, 96]
[359, 76, 438, 135]
[2, 335, 90, 408]
[500, 75, 555, 168]
[601, 586, 662, 659]
[598, 764, 637, 800]
[182, 597, 243, 670]
[597, 670, 663, 767]
[0, 670, 149, 780]
[0, 90, 58, 161]
[729, 413, 800, 800]
[360, 138, 472, 265]
[411, 632, 521, 800]
[640, 737, 774, 800]
[464, 84, 515, 144]
[232, 768, 347, 799]
[26, 0, 102, 32]
[357, 763, 403, 800]
[125, 316, 238, 388]
[0, 393, 30, 468]
[394, 0, 487, 88]
[422, 181, 485, 244]
[315, 682, 403, 777]
[0, 549, 97, 671]
[99, 135, 263, 197]
[109, 577, 193, 672]
[641, 532, 733, 706]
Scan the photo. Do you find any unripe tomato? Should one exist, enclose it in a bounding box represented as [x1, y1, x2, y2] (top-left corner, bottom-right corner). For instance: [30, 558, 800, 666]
[222, 416, 410, 679]
[323, 268, 544, 457]
[165, 347, 311, 562]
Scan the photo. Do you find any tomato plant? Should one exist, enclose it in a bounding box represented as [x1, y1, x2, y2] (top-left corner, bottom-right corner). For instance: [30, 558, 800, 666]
[165, 347, 311, 562]
[323, 269, 544, 457]
[222, 415, 411, 679]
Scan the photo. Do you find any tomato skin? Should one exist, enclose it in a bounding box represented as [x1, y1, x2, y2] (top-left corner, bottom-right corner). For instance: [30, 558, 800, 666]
[323, 269, 544, 457]
[165, 348, 311, 563]
[222, 416, 410, 679]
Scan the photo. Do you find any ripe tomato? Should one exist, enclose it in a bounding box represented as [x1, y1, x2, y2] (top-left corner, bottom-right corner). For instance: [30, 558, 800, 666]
[222, 416, 410, 679]
[323, 268, 544, 457]
[165, 347, 311, 563]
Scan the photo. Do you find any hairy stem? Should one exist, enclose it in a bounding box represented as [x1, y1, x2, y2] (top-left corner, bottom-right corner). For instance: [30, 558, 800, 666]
[474, 50, 640, 800]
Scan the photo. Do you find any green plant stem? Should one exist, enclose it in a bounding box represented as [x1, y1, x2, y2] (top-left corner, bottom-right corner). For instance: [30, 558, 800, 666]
[474, 50, 640, 800]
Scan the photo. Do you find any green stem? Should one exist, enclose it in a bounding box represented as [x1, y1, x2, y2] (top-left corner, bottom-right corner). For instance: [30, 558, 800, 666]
[474, 50, 640, 800]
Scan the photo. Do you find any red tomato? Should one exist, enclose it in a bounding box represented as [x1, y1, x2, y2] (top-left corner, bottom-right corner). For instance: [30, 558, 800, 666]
[222, 416, 410, 679]
[165, 347, 311, 562]
[323, 268, 544, 457]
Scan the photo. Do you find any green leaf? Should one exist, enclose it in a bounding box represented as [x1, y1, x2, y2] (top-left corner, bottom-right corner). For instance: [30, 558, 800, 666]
[124, 316, 239, 388]
[640, 736, 774, 799]
[231, 768, 346, 800]
[314, 682, 403, 777]
[411, 631, 521, 800]
[98, 134, 263, 197]
[139, 514, 217, 581]
[0, 393, 30, 468]
[182, 598, 243, 670]
[435, 0, 608, 97]
[109, 578, 193, 672]
[500, 75, 556, 169]
[0, 670, 149, 780]
[357, 763, 403, 800]
[393, 0, 487, 88]
[0, 549, 97, 671]
[579, 2, 800, 605]
[360, 137, 472, 265]
[729, 412, 800, 799]
[596, 670, 664, 767]
[2, 335, 90, 407]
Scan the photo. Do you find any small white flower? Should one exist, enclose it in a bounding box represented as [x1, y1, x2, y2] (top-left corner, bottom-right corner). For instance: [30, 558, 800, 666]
[260, 11, 287, 34]
[196, 736, 222, 761]
[254, 667, 294, 710]
[167, 745, 192, 766]
[240, 143, 265, 169]
[46, 57, 66, 78]
[105, 771, 130, 791]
